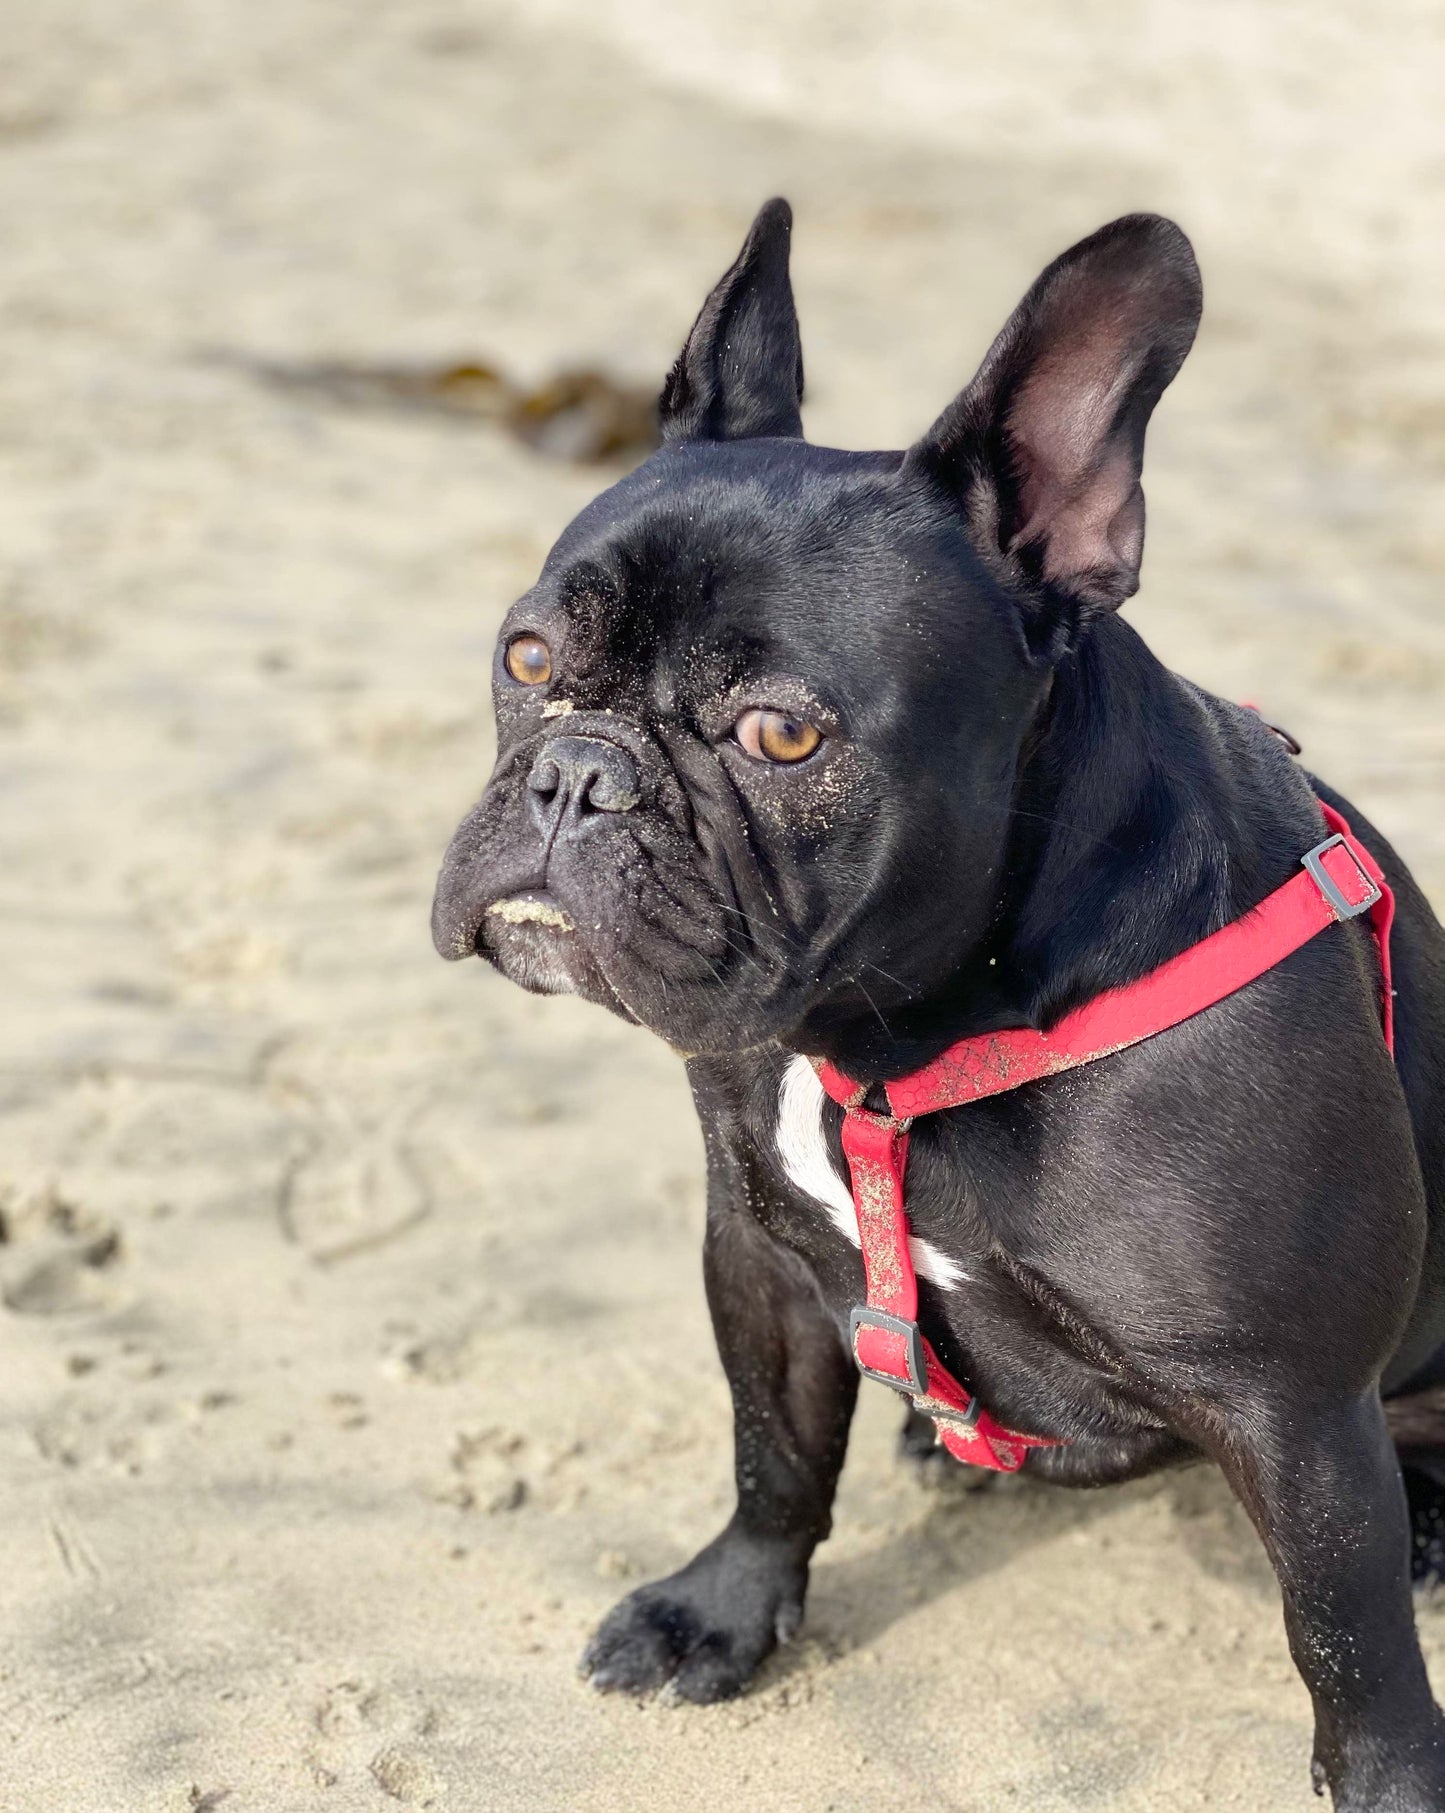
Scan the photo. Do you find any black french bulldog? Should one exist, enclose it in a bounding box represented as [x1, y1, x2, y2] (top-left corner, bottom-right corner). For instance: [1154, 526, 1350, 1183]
[432, 201, 1445, 1809]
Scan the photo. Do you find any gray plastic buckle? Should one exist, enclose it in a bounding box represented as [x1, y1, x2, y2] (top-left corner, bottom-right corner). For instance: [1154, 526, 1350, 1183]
[849, 1306, 927, 1396]
[1302, 833, 1382, 922]
[926, 1396, 984, 1433]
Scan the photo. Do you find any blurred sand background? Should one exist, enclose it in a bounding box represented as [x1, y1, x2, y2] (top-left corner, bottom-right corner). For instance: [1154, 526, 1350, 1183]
[3, 4, 1445, 1808]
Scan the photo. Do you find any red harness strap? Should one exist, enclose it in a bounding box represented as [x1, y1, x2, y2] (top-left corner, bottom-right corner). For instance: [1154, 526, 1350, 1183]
[817, 802, 1396, 1472]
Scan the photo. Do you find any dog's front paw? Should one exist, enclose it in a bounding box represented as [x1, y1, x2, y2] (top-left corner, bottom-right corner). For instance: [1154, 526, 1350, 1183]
[580, 1527, 806, 1704]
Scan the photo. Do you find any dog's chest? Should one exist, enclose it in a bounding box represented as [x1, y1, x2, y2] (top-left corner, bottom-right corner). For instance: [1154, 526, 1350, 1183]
[761, 1052, 1161, 1442]
[769, 1053, 971, 1291]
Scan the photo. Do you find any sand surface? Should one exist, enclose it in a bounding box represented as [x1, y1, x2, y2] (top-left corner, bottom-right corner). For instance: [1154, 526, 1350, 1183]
[3, 4, 1445, 1808]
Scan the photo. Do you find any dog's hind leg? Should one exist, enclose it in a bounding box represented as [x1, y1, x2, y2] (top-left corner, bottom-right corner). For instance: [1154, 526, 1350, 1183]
[897, 1402, 1001, 1490]
[1212, 1390, 1445, 1809]
[1384, 1386, 1445, 1584]
[1403, 1463, 1445, 1585]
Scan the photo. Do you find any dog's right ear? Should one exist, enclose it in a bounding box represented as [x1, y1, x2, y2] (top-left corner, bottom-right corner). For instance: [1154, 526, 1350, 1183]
[659, 198, 805, 444]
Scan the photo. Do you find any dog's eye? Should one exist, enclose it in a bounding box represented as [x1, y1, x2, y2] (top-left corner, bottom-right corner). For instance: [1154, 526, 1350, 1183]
[734, 708, 822, 765]
[503, 634, 552, 686]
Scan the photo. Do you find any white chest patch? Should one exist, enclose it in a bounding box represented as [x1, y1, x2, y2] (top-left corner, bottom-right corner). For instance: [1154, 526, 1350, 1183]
[774, 1054, 967, 1292]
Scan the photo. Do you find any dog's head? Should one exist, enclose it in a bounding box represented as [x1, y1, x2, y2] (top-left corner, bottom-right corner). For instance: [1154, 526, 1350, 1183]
[432, 201, 1201, 1060]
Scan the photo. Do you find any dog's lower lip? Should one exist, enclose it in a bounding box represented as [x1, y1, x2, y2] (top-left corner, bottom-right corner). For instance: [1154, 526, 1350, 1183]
[485, 890, 576, 933]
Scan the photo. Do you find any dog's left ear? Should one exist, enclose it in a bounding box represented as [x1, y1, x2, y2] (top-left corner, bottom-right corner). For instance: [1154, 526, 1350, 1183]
[659, 198, 805, 444]
[907, 214, 1201, 628]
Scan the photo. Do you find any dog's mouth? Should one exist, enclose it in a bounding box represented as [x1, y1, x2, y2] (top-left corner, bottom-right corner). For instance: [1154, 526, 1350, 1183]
[484, 889, 576, 935]
[473, 882, 647, 1024]
[471, 883, 604, 1006]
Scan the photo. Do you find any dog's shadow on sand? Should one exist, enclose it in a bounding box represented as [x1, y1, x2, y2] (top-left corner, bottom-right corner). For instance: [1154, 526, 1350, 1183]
[782, 1457, 1275, 1668]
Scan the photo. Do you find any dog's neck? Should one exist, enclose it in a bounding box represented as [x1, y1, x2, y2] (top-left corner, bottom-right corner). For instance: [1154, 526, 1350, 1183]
[801, 616, 1299, 1082]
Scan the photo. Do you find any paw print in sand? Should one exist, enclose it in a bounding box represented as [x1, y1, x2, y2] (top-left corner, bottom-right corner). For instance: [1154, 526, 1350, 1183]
[309, 1680, 447, 1806]
[0, 1184, 126, 1317]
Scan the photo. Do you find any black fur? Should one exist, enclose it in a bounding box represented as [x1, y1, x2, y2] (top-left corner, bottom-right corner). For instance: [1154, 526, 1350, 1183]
[432, 203, 1445, 1808]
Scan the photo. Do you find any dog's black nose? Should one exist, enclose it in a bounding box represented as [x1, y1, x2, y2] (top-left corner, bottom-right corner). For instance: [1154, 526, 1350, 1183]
[527, 735, 640, 829]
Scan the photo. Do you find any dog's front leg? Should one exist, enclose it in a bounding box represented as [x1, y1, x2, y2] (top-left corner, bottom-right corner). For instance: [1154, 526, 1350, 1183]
[1218, 1392, 1445, 1808]
[582, 1151, 857, 1702]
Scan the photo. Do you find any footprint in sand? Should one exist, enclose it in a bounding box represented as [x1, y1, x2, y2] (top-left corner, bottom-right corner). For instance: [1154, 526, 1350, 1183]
[0, 1185, 126, 1316]
[33, 1391, 180, 1474]
[437, 1425, 587, 1515]
[309, 1681, 446, 1806]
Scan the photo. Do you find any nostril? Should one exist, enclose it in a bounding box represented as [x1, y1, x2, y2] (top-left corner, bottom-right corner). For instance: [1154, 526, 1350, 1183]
[527, 754, 561, 800]
[582, 763, 640, 814]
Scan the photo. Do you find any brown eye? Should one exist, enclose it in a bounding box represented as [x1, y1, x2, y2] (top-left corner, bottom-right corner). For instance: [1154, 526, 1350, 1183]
[734, 707, 822, 765]
[504, 634, 552, 686]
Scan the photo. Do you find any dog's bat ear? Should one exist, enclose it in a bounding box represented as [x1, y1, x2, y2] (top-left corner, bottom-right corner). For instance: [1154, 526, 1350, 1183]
[907, 214, 1201, 623]
[659, 198, 805, 444]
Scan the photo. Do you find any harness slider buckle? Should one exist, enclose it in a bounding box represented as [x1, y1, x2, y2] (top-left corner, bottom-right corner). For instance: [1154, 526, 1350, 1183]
[1302, 833, 1382, 922]
[924, 1395, 984, 1433]
[849, 1305, 927, 1396]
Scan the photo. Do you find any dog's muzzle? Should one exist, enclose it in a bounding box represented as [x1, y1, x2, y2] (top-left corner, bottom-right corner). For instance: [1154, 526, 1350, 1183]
[430, 730, 645, 962]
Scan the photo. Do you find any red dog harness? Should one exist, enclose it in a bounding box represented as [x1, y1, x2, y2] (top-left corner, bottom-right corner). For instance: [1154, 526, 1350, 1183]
[816, 801, 1396, 1472]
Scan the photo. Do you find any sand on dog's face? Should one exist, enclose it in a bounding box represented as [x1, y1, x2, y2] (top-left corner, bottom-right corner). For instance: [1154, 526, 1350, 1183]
[2, 5, 1444, 1812]
[488, 897, 576, 931]
[434, 431, 1048, 1061]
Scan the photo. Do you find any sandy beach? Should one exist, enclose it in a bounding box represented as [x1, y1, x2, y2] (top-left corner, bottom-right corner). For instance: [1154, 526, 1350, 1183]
[3, 4, 1445, 1807]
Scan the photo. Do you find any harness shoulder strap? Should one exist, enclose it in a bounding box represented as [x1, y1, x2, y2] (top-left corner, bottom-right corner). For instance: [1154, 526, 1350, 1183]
[821, 808, 1392, 1120]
